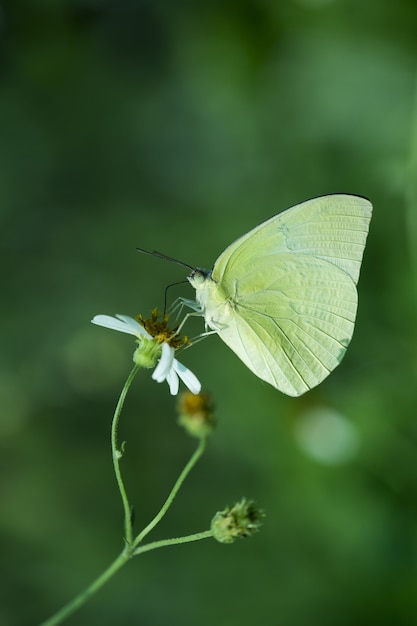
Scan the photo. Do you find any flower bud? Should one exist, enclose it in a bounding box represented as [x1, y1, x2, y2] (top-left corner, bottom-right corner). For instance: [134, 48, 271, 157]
[177, 391, 216, 438]
[211, 498, 265, 544]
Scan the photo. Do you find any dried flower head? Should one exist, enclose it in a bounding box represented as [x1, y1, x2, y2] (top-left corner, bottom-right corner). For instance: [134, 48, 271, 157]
[211, 498, 265, 544]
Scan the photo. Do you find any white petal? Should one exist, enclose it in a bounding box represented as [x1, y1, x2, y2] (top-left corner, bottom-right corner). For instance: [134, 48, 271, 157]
[173, 359, 202, 395]
[91, 315, 137, 335]
[115, 315, 151, 338]
[166, 368, 179, 395]
[152, 343, 175, 383]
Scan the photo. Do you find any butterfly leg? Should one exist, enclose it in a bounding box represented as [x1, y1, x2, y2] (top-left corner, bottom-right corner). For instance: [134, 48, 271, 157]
[169, 297, 201, 319]
[176, 327, 218, 354]
[175, 309, 205, 335]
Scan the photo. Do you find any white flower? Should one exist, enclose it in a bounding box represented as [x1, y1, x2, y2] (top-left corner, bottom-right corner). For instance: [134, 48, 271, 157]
[91, 314, 201, 396]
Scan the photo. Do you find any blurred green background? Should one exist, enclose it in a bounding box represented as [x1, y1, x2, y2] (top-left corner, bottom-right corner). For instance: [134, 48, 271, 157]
[2, 1, 417, 625]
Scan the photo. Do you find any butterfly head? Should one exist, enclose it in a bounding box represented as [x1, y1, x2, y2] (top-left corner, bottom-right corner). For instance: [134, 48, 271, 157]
[187, 268, 212, 288]
[187, 267, 215, 314]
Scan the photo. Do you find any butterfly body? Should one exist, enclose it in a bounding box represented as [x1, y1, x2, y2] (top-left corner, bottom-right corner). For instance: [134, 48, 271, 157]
[188, 195, 372, 396]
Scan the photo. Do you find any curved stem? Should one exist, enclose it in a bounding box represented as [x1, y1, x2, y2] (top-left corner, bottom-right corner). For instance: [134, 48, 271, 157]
[39, 528, 213, 626]
[111, 365, 140, 545]
[39, 549, 130, 626]
[39, 372, 210, 626]
[132, 437, 207, 549]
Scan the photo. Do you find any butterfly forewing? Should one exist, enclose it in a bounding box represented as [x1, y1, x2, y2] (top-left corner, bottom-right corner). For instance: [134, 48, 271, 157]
[213, 195, 372, 287]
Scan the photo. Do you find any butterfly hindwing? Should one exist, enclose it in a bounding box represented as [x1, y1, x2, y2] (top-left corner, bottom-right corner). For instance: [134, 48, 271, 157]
[211, 254, 357, 396]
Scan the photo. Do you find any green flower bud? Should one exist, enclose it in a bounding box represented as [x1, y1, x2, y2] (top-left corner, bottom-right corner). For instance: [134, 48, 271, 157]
[211, 498, 265, 544]
[133, 338, 162, 369]
[177, 391, 216, 438]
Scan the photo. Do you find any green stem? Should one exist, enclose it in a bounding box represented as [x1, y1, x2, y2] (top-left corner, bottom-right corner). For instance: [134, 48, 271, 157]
[133, 530, 213, 556]
[111, 365, 140, 545]
[39, 372, 210, 626]
[132, 437, 207, 549]
[39, 529, 213, 626]
[38, 549, 130, 626]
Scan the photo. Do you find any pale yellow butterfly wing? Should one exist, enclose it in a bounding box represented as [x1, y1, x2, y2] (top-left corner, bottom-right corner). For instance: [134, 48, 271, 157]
[214, 194, 371, 286]
[194, 195, 372, 396]
[203, 255, 357, 396]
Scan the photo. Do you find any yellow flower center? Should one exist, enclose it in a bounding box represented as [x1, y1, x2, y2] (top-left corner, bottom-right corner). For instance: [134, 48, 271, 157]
[136, 308, 190, 349]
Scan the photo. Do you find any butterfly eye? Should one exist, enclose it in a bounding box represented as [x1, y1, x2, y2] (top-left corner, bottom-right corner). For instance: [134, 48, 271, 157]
[189, 269, 209, 286]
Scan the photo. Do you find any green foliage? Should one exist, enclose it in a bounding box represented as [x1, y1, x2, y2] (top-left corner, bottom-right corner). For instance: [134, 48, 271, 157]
[2, 1, 417, 625]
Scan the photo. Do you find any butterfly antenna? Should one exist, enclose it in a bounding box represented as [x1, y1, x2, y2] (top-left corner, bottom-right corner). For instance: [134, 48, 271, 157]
[136, 247, 194, 270]
[136, 248, 194, 315]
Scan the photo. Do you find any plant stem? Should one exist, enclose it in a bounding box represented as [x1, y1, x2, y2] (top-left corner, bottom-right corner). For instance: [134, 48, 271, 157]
[111, 365, 140, 545]
[39, 373, 210, 626]
[132, 436, 207, 549]
[133, 530, 213, 556]
[39, 528, 213, 626]
[38, 549, 130, 626]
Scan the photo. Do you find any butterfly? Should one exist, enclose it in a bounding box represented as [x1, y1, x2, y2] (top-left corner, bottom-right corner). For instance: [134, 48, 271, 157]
[187, 194, 372, 396]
